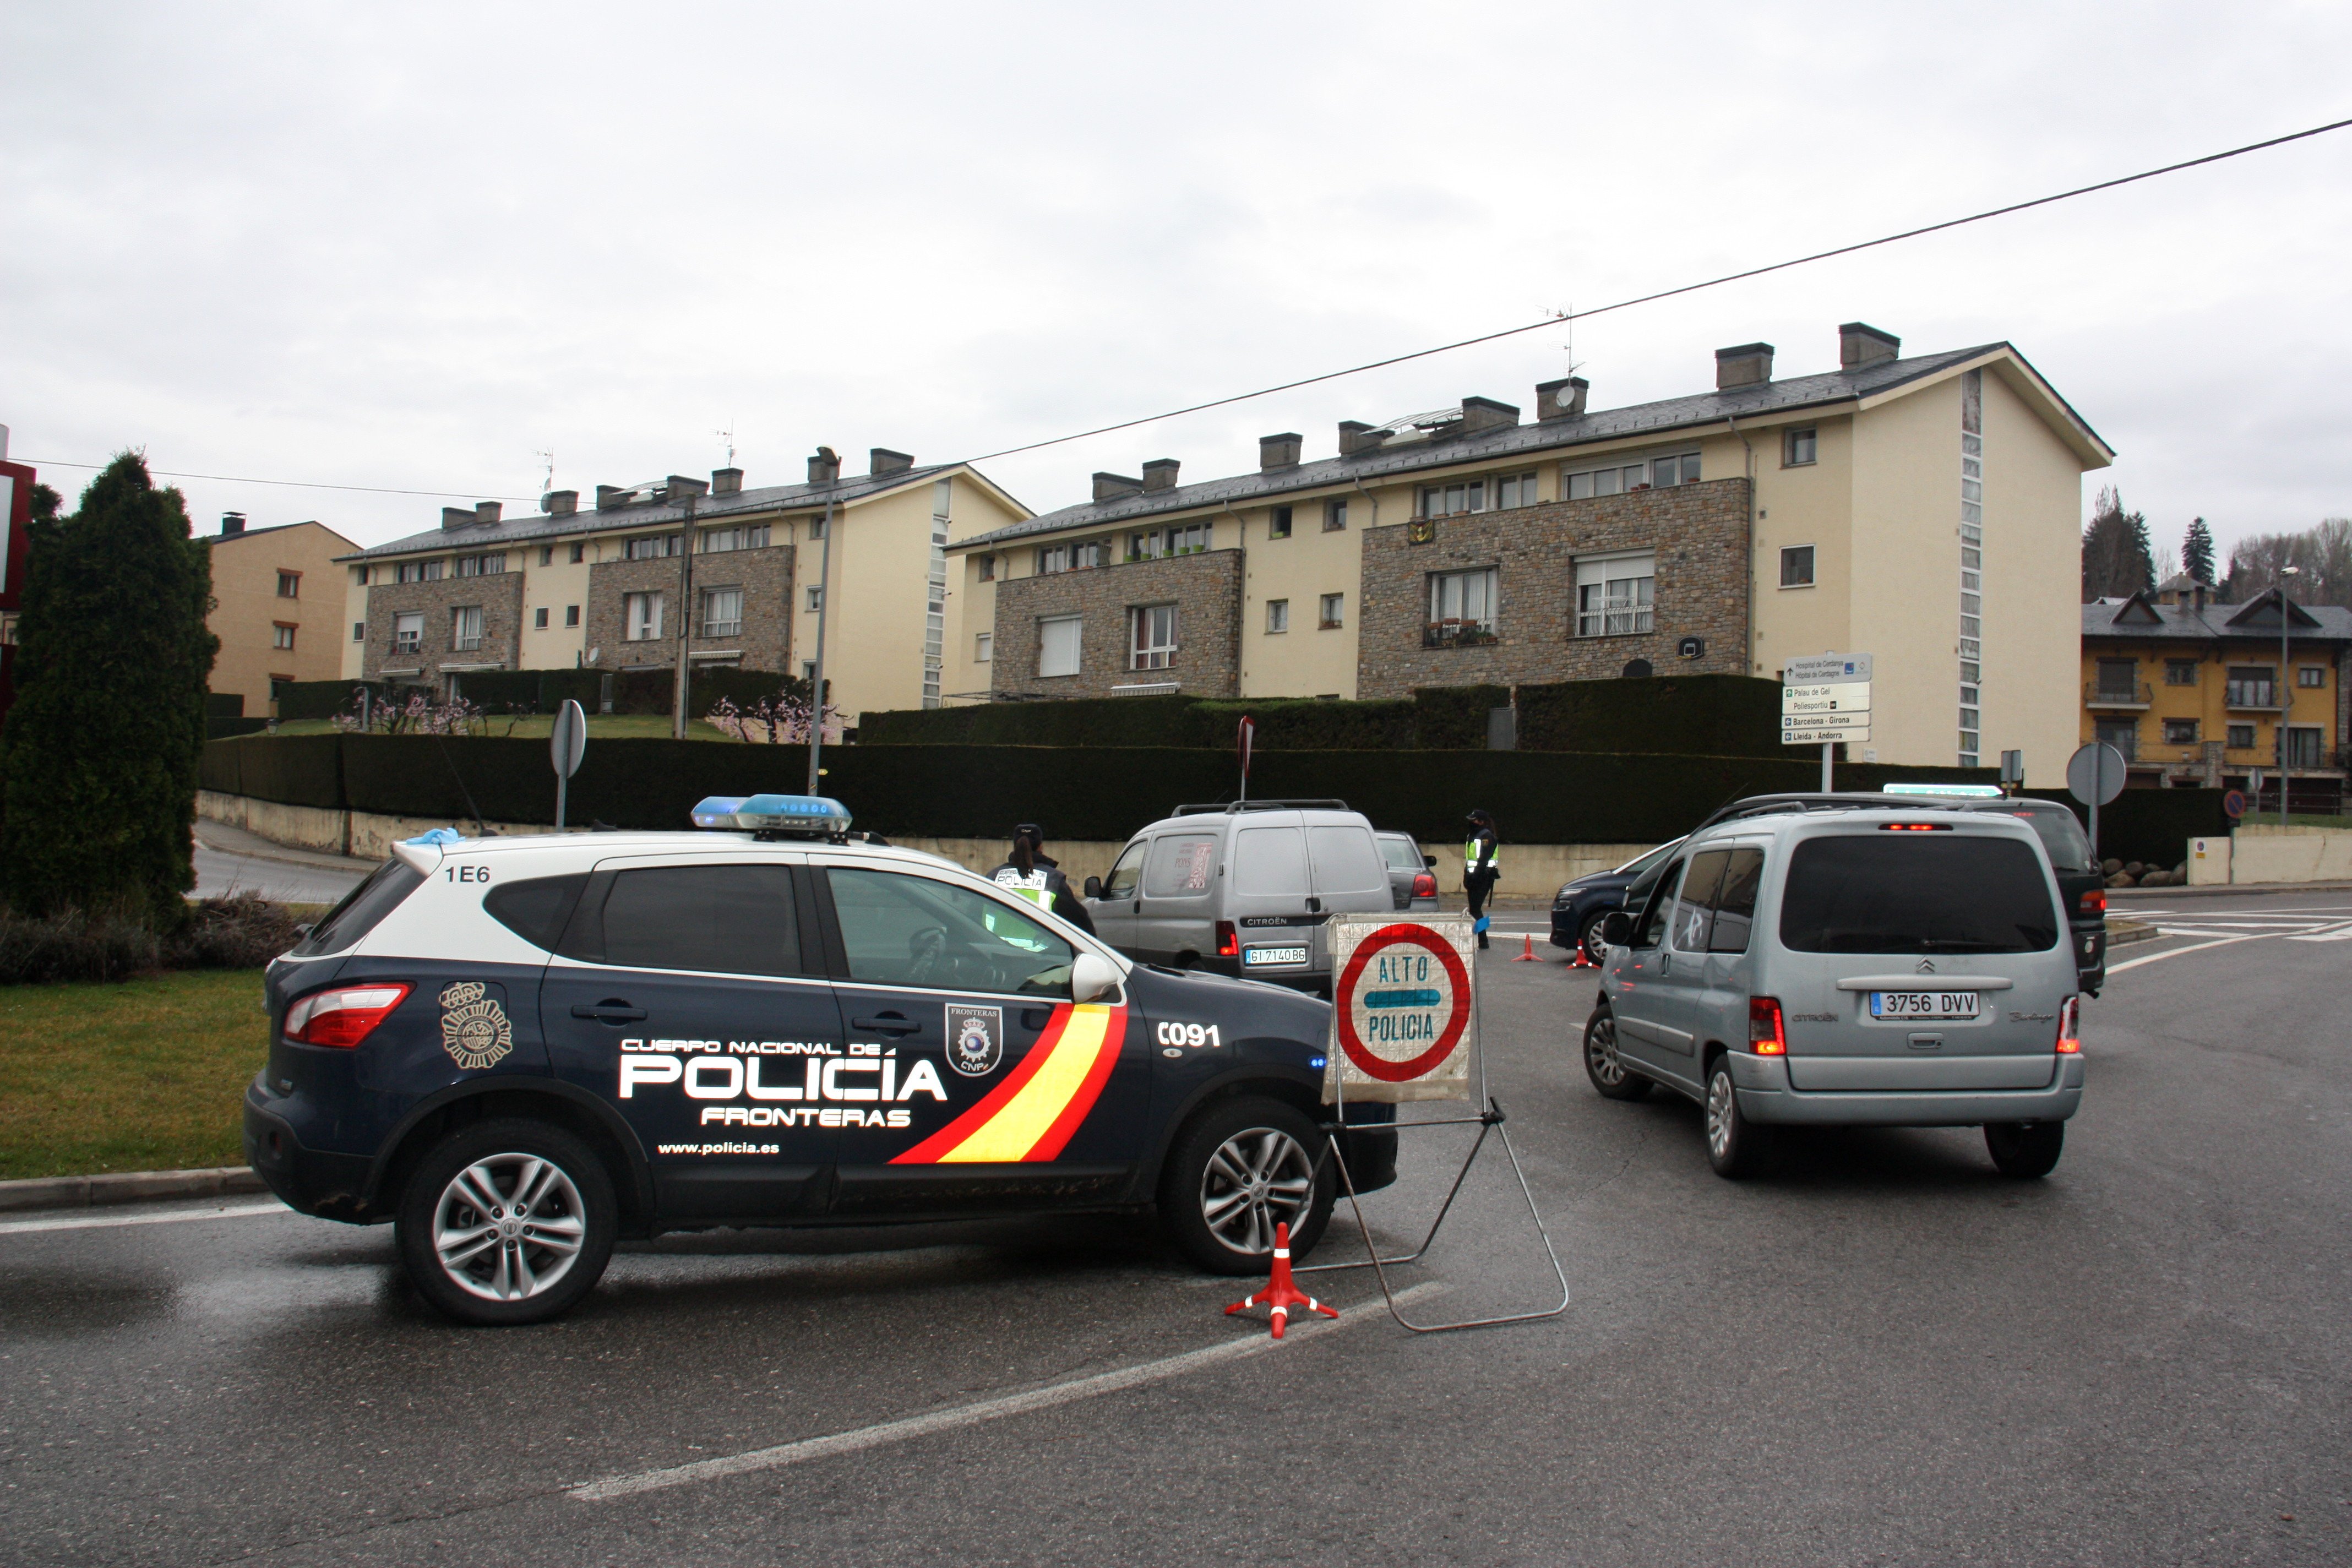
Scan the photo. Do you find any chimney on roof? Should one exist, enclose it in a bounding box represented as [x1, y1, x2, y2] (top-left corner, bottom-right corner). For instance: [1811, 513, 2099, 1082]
[443, 506, 476, 530]
[710, 468, 743, 497]
[1093, 472, 1144, 502]
[1839, 322, 1901, 371]
[544, 490, 578, 518]
[219, 511, 246, 536]
[1715, 342, 1775, 390]
[1259, 432, 1303, 472]
[666, 475, 707, 501]
[1338, 421, 1392, 456]
[475, 501, 503, 526]
[808, 447, 841, 486]
[1535, 377, 1588, 421]
[1141, 458, 1180, 492]
[1458, 396, 1521, 435]
[869, 448, 913, 477]
[595, 484, 629, 511]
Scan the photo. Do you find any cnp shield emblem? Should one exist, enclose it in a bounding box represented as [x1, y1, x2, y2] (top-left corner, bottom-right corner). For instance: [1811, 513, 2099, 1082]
[945, 1005, 1003, 1077]
[439, 981, 513, 1070]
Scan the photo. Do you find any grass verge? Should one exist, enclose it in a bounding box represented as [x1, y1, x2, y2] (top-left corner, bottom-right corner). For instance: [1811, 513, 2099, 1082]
[0, 969, 267, 1180]
[271, 714, 735, 741]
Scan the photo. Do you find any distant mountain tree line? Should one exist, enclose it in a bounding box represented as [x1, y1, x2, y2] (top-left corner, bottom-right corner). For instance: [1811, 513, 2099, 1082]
[2082, 487, 2351, 610]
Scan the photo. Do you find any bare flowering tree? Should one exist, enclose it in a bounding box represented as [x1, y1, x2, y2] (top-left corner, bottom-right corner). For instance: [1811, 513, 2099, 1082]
[334, 688, 485, 737]
[706, 684, 841, 744]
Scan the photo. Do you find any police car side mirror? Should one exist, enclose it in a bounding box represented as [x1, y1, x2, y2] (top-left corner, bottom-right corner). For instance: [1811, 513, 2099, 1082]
[1072, 951, 1119, 1003]
[1599, 911, 1635, 949]
[1083, 875, 1104, 900]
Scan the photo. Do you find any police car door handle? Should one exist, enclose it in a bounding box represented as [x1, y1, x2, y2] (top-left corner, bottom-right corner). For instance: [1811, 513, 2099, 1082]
[571, 1001, 647, 1023]
[852, 1013, 921, 1036]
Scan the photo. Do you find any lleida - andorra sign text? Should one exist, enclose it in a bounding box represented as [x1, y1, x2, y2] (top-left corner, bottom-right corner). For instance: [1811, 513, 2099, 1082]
[1324, 914, 1476, 1104]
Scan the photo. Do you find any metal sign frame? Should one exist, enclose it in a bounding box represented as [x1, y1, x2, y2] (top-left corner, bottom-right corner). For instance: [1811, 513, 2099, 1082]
[1302, 916, 1571, 1334]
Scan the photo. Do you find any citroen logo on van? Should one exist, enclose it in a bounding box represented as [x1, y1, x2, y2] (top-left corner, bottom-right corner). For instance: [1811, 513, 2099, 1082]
[1916, 959, 1937, 974]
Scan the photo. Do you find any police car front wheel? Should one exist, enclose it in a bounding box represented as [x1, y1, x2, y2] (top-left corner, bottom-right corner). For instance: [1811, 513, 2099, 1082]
[1160, 1098, 1336, 1275]
[396, 1119, 618, 1326]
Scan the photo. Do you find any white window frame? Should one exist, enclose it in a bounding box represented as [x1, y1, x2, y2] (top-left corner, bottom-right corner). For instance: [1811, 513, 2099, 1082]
[974, 631, 993, 663]
[351, 620, 366, 643]
[1130, 603, 1178, 671]
[1324, 499, 1348, 531]
[700, 586, 743, 639]
[1319, 592, 1344, 630]
[1562, 451, 1698, 500]
[1493, 471, 1539, 509]
[564, 605, 580, 628]
[1425, 567, 1499, 646]
[1784, 427, 1817, 467]
[271, 623, 296, 651]
[625, 535, 679, 562]
[1038, 614, 1082, 678]
[1269, 506, 1293, 540]
[804, 585, 823, 613]
[276, 571, 300, 598]
[1265, 598, 1289, 634]
[976, 554, 995, 582]
[533, 607, 549, 630]
[391, 611, 424, 654]
[451, 605, 484, 652]
[1420, 478, 1486, 518]
[1778, 545, 1816, 589]
[1574, 551, 1655, 637]
[625, 591, 665, 643]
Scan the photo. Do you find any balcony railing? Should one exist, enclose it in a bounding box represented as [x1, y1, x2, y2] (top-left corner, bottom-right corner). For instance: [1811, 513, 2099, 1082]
[1424, 619, 1499, 649]
[2225, 683, 2282, 711]
[2095, 733, 2139, 762]
[2084, 680, 2152, 709]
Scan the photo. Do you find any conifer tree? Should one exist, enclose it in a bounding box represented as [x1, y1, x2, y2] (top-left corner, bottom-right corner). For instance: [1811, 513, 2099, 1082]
[2181, 516, 2217, 585]
[2081, 487, 2156, 601]
[0, 455, 218, 924]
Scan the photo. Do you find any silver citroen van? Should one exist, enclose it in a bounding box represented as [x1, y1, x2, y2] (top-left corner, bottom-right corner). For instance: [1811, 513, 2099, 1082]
[1081, 800, 1396, 994]
[1581, 798, 2083, 1179]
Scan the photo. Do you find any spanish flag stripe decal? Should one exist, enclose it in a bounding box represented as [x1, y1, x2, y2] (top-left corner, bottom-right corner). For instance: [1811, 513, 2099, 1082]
[890, 1004, 1125, 1165]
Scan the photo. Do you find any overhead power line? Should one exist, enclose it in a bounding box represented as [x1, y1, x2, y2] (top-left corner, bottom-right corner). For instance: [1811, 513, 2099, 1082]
[20, 113, 2352, 499]
[961, 113, 2352, 463]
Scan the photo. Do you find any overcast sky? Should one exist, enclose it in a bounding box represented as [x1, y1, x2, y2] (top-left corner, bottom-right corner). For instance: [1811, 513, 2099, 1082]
[4, 2, 2348, 571]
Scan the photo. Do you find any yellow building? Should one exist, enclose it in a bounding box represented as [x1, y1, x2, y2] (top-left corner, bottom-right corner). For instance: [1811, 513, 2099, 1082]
[948, 324, 2111, 783]
[201, 515, 361, 720]
[335, 450, 1029, 726]
[2081, 578, 2350, 812]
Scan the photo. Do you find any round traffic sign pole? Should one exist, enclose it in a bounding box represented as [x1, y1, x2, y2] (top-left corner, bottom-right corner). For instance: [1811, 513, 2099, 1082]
[550, 699, 587, 829]
[2066, 742, 2127, 864]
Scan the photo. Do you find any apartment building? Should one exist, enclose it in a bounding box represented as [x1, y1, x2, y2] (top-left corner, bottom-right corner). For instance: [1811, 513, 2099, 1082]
[2082, 576, 2351, 809]
[948, 324, 2113, 783]
[337, 449, 1028, 722]
[203, 514, 361, 718]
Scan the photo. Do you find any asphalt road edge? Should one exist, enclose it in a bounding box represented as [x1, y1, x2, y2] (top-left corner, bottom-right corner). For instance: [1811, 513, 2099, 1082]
[0, 1164, 266, 1214]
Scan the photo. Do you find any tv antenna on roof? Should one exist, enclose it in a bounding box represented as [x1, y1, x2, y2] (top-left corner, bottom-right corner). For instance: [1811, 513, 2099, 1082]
[535, 450, 554, 495]
[1549, 302, 1585, 381]
[716, 424, 736, 469]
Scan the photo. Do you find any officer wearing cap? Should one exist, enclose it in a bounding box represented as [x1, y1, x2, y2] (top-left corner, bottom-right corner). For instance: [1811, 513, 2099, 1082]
[990, 824, 1097, 935]
[1463, 809, 1501, 950]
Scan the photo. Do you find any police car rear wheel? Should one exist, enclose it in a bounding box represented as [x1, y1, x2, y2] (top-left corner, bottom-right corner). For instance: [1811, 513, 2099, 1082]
[396, 1119, 617, 1326]
[1161, 1098, 1334, 1275]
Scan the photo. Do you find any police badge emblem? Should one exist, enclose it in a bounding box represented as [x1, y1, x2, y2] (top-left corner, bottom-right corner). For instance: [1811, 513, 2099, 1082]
[438, 981, 513, 1070]
[944, 1004, 1004, 1077]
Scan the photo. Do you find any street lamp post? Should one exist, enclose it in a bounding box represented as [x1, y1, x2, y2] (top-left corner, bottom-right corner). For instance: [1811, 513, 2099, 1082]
[2279, 565, 2301, 828]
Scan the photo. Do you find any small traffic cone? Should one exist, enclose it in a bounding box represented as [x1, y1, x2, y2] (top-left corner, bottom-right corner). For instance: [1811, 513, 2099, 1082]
[1570, 945, 1594, 969]
[1224, 1221, 1337, 1340]
[1512, 932, 1540, 961]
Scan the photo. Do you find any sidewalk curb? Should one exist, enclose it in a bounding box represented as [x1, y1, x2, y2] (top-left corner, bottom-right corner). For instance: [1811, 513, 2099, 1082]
[2107, 879, 2352, 902]
[0, 1166, 268, 1215]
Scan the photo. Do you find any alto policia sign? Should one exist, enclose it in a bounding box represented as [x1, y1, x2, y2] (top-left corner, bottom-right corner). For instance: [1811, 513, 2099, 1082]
[1324, 914, 1475, 1104]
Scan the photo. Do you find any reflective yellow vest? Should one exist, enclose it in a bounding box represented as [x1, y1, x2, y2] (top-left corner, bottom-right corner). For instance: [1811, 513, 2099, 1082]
[1464, 837, 1500, 875]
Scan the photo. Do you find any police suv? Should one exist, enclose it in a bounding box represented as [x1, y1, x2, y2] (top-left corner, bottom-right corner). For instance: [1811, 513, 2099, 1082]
[245, 796, 1395, 1326]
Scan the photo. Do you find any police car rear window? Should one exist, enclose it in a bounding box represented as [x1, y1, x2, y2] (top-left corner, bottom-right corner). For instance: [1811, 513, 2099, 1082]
[1779, 835, 2059, 955]
[289, 860, 425, 956]
[483, 874, 588, 950]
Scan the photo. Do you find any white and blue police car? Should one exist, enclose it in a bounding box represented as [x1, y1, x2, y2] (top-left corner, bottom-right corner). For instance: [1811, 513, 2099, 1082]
[246, 794, 1395, 1325]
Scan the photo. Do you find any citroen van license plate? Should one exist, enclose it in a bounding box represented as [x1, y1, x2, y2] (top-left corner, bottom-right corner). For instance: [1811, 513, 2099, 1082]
[1243, 945, 1308, 967]
[1870, 990, 1981, 1020]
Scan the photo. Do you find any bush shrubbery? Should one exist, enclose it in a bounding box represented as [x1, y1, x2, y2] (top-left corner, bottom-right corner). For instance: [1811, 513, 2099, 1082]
[0, 894, 306, 986]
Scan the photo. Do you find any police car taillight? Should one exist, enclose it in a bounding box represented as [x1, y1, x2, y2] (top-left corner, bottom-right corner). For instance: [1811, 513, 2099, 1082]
[285, 983, 412, 1048]
[690, 793, 852, 835]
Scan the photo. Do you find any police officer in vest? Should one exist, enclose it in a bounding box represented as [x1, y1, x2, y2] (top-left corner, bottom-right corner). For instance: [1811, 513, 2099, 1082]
[990, 824, 1097, 935]
[1463, 809, 1501, 950]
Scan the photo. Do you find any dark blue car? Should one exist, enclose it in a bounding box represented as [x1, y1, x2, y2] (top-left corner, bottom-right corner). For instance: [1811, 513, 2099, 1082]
[1549, 838, 1685, 963]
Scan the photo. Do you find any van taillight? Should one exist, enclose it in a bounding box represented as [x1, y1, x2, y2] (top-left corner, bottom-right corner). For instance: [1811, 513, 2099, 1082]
[1411, 873, 1436, 899]
[2055, 995, 2082, 1054]
[1215, 921, 1239, 958]
[284, 983, 411, 1048]
[2078, 888, 2106, 914]
[1749, 996, 1787, 1055]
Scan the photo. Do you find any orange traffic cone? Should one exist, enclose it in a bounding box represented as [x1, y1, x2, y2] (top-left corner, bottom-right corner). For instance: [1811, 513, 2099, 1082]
[1570, 943, 1595, 969]
[1224, 1221, 1337, 1340]
[1512, 932, 1540, 961]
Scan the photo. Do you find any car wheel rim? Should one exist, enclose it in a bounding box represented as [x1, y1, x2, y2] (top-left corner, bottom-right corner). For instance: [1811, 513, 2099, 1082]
[1586, 1019, 1626, 1086]
[1200, 1127, 1315, 1256]
[432, 1153, 587, 1303]
[1584, 924, 1609, 963]
[1705, 1075, 1735, 1159]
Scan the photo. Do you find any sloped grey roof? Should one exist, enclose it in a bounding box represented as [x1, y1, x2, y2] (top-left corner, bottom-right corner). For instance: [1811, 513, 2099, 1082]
[2082, 596, 2352, 643]
[950, 343, 2049, 551]
[336, 465, 958, 562]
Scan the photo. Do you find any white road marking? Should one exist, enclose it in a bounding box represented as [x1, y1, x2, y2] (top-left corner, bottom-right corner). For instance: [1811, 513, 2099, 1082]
[571, 1280, 1445, 1501]
[2286, 923, 2352, 942]
[0, 1200, 291, 1236]
[2105, 934, 2272, 974]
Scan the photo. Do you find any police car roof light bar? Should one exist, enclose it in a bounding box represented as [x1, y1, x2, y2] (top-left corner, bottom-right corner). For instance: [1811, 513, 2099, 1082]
[689, 793, 854, 839]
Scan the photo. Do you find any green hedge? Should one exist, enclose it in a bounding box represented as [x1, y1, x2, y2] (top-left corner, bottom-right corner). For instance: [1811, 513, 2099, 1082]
[205, 692, 244, 718]
[205, 717, 266, 741]
[1406, 686, 1509, 750]
[1516, 674, 1783, 758]
[2021, 787, 2227, 868]
[860, 691, 1477, 751]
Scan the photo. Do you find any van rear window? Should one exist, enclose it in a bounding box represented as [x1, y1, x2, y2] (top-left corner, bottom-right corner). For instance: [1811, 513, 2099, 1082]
[1778, 835, 2059, 954]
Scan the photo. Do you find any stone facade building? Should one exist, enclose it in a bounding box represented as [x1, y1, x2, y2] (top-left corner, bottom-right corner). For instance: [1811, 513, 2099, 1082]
[583, 545, 797, 677]
[363, 569, 526, 685]
[990, 549, 1242, 700]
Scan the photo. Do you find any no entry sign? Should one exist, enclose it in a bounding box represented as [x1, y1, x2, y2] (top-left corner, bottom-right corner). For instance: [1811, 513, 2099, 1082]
[1325, 914, 1476, 1104]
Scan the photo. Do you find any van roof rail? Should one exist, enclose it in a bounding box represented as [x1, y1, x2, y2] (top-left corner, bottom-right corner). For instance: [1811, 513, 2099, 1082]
[1170, 798, 1351, 816]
